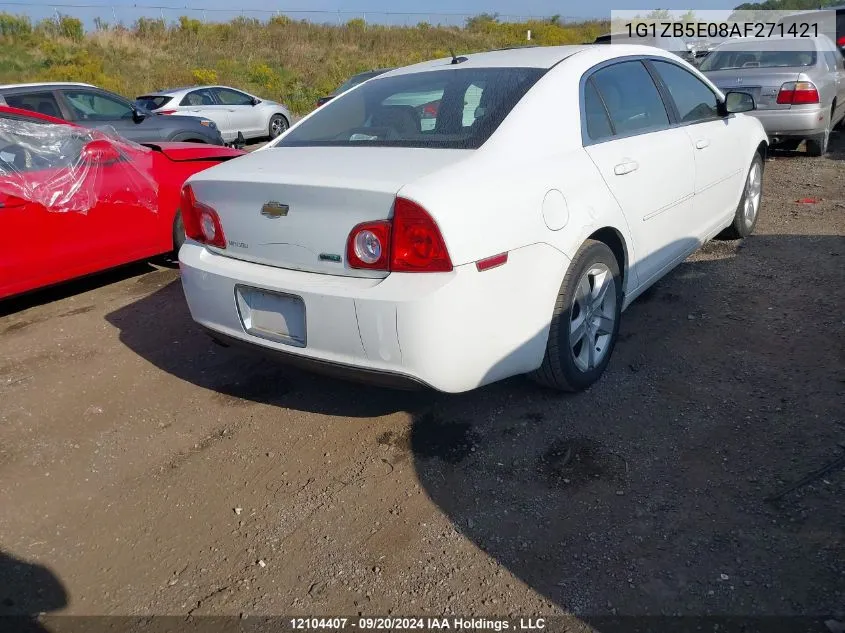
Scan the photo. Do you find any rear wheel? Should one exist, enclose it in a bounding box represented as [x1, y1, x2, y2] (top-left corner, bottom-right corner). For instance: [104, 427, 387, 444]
[717, 151, 763, 240]
[530, 240, 622, 392]
[269, 114, 288, 139]
[806, 109, 831, 156]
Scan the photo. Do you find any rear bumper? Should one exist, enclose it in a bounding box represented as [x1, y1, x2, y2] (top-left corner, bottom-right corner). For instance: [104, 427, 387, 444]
[749, 106, 827, 138]
[178, 242, 570, 393]
[201, 327, 431, 390]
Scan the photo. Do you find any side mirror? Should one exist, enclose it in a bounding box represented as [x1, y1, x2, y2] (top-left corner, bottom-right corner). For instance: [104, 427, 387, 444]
[132, 107, 146, 123]
[251, 97, 261, 106]
[81, 139, 121, 165]
[722, 91, 756, 115]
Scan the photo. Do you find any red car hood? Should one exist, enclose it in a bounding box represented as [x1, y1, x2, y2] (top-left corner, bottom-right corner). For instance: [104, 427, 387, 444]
[142, 142, 245, 162]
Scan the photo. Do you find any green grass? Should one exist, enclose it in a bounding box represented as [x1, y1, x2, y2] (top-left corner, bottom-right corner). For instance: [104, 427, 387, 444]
[0, 13, 608, 114]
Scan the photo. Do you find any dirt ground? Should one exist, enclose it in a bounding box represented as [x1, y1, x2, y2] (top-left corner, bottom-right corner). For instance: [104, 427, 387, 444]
[0, 132, 843, 629]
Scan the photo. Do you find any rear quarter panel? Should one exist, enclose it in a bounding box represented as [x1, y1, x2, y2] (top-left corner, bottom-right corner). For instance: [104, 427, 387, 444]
[150, 153, 241, 252]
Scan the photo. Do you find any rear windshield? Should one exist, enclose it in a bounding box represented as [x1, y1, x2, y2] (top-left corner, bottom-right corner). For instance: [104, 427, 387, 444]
[135, 95, 173, 110]
[700, 45, 817, 70]
[278, 67, 546, 150]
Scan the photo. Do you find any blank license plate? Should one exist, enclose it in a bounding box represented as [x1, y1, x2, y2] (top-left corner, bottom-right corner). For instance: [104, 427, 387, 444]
[235, 285, 306, 347]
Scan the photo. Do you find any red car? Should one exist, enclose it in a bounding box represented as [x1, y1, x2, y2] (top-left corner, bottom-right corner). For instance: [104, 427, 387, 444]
[0, 105, 244, 300]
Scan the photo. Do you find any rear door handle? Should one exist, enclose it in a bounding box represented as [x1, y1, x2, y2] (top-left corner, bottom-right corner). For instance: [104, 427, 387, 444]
[613, 160, 639, 176]
[695, 139, 711, 149]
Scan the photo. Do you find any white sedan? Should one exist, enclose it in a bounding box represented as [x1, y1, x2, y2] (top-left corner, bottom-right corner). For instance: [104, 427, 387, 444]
[135, 85, 292, 143]
[178, 45, 768, 393]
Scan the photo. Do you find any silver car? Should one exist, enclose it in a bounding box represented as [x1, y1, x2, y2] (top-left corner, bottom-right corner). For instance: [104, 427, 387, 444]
[135, 85, 292, 144]
[700, 36, 845, 155]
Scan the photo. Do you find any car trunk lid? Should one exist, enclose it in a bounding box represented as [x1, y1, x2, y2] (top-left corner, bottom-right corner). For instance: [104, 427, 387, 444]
[705, 68, 810, 109]
[145, 142, 244, 162]
[187, 146, 471, 278]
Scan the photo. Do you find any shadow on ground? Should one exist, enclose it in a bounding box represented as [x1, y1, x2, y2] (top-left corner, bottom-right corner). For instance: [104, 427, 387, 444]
[0, 550, 66, 632]
[106, 233, 845, 621]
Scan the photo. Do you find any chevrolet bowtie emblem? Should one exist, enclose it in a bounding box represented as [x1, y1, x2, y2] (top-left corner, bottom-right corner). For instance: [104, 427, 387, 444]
[261, 201, 289, 218]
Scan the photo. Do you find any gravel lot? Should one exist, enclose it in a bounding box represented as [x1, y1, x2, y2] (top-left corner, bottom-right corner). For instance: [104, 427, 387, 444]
[0, 132, 843, 627]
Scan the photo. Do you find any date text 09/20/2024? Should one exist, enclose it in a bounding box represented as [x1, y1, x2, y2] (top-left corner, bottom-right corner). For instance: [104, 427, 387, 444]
[289, 618, 547, 630]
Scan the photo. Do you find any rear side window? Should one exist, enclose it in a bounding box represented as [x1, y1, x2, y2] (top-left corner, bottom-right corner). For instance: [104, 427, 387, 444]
[3, 92, 63, 119]
[650, 60, 719, 124]
[180, 89, 215, 107]
[277, 67, 546, 150]
[583, 80, 613, 141]
[589, 61, 669, 136]
[136, 95, 173, 110]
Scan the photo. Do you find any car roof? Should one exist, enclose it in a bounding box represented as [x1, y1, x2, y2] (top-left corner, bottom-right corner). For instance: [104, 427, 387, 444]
[380, 46, 592, 78]
[144, 85, 251, 96]
[0, 82, 95, 91]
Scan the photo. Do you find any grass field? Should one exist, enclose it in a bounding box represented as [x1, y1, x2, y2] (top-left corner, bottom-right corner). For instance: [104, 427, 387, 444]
[0, 13, 608, 114]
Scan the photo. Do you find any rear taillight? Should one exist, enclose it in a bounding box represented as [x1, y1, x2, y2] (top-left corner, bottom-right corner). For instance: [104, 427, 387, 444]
[158, 109, 177, 114]
[422, 101, 440, 117]
[837, 36, 845, 47]
[346, 197, 452, 273]
[776, 81, 819, 105]
[180, 184, 226, 249]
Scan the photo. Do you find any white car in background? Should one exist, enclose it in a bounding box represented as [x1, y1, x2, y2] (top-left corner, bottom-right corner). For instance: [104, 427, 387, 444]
[178, 45, 768, 394]
[136, 85, 291, 143]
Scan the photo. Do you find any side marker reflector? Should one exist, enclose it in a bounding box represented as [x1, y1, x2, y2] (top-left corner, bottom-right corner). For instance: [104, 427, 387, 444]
[476, 252, 508, 272]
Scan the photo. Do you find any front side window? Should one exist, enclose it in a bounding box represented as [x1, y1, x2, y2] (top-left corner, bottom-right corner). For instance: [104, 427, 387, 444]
[213, 88, 253, 106]
[0, 119, 88, 174]
[651, 60, 719, 124]
[63, 90, 133, 120]
[276, 67, 546, 150]
[589, 61, 670, 136]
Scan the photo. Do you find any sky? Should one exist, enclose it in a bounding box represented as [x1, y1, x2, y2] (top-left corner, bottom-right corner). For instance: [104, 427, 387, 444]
[3, 0, 742, 28]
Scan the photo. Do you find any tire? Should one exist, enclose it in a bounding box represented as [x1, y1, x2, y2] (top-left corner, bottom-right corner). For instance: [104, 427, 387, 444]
[717, 151, 763, 240]
[529, 240, 623, 392]
[269, 114, 288, 139]
[775, 139, 801, 151]
[173, 210, 186, 255]
[806, 111, 831, 156]
[169, 134, 207, 144]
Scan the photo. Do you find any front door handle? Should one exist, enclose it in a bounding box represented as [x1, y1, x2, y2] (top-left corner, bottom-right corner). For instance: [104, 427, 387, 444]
[695, 139, 711, 149]
[614, 160, 639, 175]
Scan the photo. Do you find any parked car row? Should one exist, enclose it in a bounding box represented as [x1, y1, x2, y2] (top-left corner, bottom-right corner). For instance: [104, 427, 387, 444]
[0, 81, 292, 147]
[135, 85, 291, 143]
